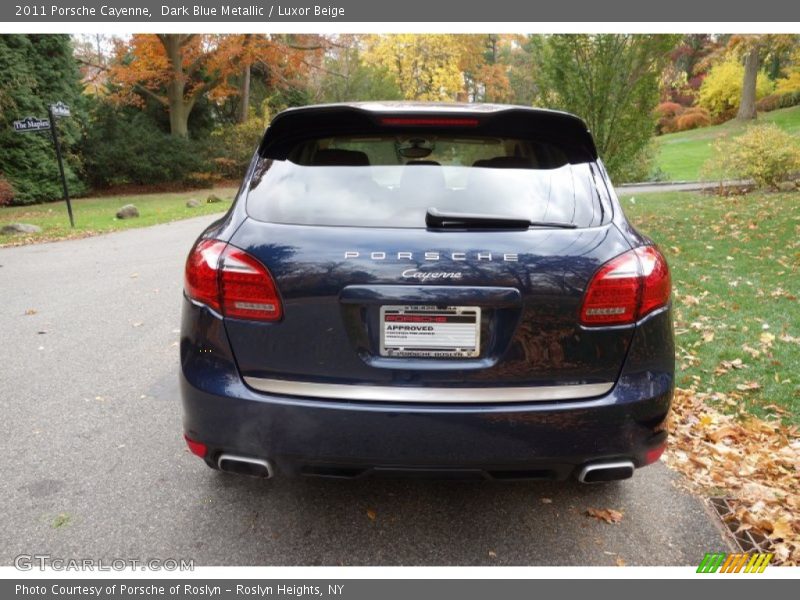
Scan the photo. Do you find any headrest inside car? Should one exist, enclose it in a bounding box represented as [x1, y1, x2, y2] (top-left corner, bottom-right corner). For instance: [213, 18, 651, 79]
[311, 149, 371, 166]
[403, 160, 441, 167]
[472, 156, 535, 169]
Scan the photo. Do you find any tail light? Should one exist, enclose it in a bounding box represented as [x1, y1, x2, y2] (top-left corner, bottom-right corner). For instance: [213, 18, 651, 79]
[580, 246, 670, 326]
[184, 240, 283, 321]
[184, 434, 208, 458]
[184, 239, 226, 312]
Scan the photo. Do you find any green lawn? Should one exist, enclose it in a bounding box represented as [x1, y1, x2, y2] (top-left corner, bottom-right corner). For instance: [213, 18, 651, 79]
[0, 186, 237, 246]
[655, 105, 800, 181]
[619, 189, 800, 423]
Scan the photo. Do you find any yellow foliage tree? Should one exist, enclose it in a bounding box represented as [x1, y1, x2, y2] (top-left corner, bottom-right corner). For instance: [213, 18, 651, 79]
[776, 72, 800, 95]
[362, 34, 467, 101]
[698, 56, 773, 117]
[775, 48, 800, 94]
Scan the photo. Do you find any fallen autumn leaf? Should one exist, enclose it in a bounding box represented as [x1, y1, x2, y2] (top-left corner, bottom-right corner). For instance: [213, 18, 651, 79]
[586, 508, 624, 524]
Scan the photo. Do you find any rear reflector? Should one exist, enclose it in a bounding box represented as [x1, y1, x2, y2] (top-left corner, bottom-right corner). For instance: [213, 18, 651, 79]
[184, 434, 208, 458]
[184, 240, 283, 322]
[644, 443, 666, 465]
[580, 246, 670, 326]
[380, 117, 479, 127]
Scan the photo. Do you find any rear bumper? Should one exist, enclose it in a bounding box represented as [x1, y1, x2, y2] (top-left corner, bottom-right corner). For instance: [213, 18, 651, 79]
[180, 298, 673, 480]
[182, 374, 669, 480]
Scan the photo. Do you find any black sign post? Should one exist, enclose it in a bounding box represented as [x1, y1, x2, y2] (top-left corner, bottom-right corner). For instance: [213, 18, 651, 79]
[12, 103, 75, 228]
[47, 102, 74, 228]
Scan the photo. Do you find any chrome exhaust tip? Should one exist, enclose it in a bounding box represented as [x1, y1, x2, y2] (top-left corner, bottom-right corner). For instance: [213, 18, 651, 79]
[578, 460, 635, 484]
[217, 454, 274, 478]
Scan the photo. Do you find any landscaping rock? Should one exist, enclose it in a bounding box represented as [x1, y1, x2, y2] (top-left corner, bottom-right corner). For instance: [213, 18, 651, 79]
[206, 194, 223, 204]
[777, 181, 796, 192]
[1, 223, 42, 235]
[186, 199, 200, 208]
[116, 204, 139, 219]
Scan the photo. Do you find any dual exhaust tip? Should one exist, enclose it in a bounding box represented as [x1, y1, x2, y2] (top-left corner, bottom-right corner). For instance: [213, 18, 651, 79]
[217, 454, 274, 478]
[577, 460, 634, 484]
[215, 455, 635, 483]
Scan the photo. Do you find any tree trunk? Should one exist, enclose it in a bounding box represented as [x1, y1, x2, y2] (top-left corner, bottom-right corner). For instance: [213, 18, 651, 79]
[237, 34, 253, 123]
[237, 62, 251, 123]
[160, 34, 191, 137]
[166, 81, 189, 137]
[736, 48, 760, 121]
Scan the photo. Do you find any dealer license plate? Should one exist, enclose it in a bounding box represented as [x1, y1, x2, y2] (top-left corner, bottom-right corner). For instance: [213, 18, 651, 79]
[379, 305, 481, 358]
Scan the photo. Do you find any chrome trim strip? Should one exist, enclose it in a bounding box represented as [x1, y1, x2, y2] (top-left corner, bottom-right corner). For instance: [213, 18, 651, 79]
[243, 377, 614, 403]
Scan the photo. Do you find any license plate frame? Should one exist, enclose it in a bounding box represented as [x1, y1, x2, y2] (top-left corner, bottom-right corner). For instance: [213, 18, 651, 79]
[379, 305, 481, 358]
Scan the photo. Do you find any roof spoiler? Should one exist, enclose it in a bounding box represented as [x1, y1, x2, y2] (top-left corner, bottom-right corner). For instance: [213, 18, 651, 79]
[257, 104, 598, 163]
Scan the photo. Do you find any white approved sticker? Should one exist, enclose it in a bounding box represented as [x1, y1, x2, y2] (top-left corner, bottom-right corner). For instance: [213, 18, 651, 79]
[379, 305, 481, 358]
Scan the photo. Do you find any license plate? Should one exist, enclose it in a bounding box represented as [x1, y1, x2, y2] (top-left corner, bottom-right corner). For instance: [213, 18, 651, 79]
[380, 305, 481, 358]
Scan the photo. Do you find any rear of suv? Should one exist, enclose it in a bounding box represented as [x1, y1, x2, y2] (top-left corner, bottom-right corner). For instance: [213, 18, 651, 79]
[180, 102, 673, 483]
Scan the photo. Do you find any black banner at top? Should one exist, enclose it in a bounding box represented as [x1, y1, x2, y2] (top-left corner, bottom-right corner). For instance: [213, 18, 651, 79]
[3, 0, 800, 23]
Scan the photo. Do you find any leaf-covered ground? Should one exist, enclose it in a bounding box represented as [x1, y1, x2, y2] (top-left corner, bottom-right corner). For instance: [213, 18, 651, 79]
[667, 388, 799, 564]
[622, 189, 799, 564]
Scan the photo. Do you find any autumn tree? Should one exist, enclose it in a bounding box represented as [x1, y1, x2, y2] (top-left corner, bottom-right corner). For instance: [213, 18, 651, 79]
[775, 46, 800, 95]
[108, 34, 313, 136]
[309, 35, 402, 103]
[503, 36, 540, 106]
[660, 34, 721, 105]
[72, 33, 117, 96]
[728, 35, 798, 121]
[733, 36, 767, 121]
[236, 34, 254, 123]
[362, 34, 468, 101]
[461, 35, 514, 103]
[671, 34, 719, 83]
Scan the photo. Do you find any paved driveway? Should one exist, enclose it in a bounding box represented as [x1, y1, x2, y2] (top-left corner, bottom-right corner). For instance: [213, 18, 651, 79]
[0, 216, 731, 566]
[616, 180, 751, 194]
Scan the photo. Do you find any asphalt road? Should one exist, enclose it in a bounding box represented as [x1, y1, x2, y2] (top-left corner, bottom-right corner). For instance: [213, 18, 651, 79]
[0, 216, 732, 566]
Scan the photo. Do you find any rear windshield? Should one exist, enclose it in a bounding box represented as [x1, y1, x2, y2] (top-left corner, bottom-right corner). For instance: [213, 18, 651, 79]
[246, 135, 612, 228]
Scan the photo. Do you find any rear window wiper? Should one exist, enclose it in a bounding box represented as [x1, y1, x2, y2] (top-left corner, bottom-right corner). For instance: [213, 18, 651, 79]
[426, 208, 577, 230]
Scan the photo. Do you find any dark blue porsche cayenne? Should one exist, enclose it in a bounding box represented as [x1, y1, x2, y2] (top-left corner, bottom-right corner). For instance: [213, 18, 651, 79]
[180, 102, 673, 483]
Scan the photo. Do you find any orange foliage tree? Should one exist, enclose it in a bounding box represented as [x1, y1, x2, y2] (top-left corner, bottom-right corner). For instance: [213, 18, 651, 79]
[109, 34, 316, 137]
[460, 35, 514, 103]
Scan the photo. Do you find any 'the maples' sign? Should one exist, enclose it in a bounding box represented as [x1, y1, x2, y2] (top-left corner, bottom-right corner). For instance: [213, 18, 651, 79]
[13, 116, 51, 132]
